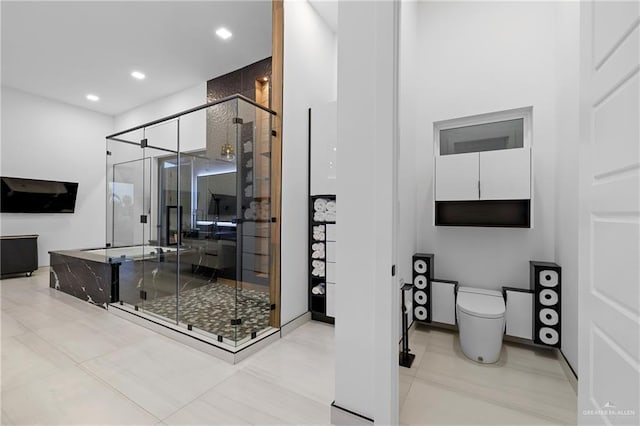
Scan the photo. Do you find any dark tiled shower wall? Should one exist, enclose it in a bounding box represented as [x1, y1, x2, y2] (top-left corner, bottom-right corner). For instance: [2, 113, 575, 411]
[206, 57, 272, 104]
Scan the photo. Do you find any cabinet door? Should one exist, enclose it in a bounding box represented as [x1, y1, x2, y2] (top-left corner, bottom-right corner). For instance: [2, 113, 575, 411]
[435, 152, 479, 201]
[480, 148, 530, 200]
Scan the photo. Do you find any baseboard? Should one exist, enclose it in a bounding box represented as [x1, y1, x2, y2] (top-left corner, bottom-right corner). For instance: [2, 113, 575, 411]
[558, 349, 578, 395]
[330, 402, 373, 425]
[233, 330, 281, 363]
[109, 302, 280, 364]
[280, 311, 311, 337]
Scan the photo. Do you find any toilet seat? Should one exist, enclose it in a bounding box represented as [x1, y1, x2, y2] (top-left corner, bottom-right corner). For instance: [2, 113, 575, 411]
[456, 287, 505, 319]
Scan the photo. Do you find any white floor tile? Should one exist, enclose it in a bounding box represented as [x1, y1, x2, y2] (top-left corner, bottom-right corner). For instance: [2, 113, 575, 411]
[239, 322, 335, 405]
[200, 370, 332, 425]
[401, 379, 563, 425]
[415, 350, 576, 421]
[34, 320, 122, 363]
[1, 410, 15, 425]
[399, 373, 413, 409]
[402, 326, 577, 425]
[81, 335, 235, 420]
[1, 312, 28, 338]
[1, 270, 578, 426]
[2, 366, 159, 425]
[1, 331, 76, 391]
[163, 396, 259, 425]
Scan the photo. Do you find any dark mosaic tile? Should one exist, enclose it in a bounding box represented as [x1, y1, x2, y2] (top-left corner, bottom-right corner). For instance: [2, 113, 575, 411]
[141, 281, 270, 342]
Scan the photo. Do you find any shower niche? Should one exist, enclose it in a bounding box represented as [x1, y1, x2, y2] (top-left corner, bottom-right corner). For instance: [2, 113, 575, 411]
[104, 95, 278, 352]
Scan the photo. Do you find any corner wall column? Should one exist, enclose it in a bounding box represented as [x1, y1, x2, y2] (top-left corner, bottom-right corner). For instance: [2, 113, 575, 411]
[334, 0, 400, 424]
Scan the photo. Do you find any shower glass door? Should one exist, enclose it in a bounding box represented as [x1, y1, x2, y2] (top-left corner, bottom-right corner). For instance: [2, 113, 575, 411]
[177, 99, 241, 343]
[106, 133, 147, 308]
[139, 120, 179, 323]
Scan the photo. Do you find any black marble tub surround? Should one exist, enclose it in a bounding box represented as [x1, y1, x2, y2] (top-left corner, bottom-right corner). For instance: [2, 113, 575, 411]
[49, 250, 120, 308]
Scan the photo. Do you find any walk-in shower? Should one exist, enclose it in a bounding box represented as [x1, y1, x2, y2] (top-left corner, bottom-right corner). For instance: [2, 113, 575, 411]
[104, 94, 277, 348]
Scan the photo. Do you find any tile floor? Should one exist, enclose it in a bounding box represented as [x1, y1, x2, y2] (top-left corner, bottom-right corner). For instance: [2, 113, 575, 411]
[1, 268, 334, 425]
[400, 324, 577, 425]
[1, 268, 577, 425]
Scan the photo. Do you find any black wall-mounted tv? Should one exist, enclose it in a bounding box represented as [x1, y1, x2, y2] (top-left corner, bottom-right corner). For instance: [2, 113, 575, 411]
[0, 177, 79, 213]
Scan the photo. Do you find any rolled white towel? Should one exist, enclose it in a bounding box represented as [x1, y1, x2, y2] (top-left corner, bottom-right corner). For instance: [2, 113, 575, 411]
[312, 242, 325, 251]
[246, 159, 253, 168]
[312, 260, 323, 268]
[313, 225, 325, 232]
[325, 211, 336, 222]
[244, 185, 253, 197]
[244, 209, 253, 220]
[250, 201, 259, 210]
[312, 250, 325, 259]
[243, 141, 253, 153]
[312, 283, 326, 295]
[245, 170, 253, 183]
[314, 212, 326, 222]
[312, 268, 320, 277]
[326, 200, 336, 213]
[313, 233, 323, 241]
[314, 198, 327, 212]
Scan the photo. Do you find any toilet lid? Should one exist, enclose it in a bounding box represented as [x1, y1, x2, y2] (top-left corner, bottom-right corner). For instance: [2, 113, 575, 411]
[456, 287, 505, 319]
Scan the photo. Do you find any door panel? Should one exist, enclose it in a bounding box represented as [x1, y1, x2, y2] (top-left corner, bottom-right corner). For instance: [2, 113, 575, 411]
[435, 152, 479, 201]
[593, 0, 639, 67]
[479, 148, 530, 200]
[579, 1, 640, 424]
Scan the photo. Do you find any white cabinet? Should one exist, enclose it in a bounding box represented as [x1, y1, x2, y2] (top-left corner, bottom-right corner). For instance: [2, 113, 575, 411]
[433, 108, 533, 227]
[435, 148, 530, 201]
[480, 149, 530, 200]
[504, 289, 533, 340]
[435, 153, 479, 201]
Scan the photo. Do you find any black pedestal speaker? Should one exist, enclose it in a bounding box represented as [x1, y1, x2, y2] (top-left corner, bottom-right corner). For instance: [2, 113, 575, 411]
[412, 253, 434, 323]
[530, 261, 561, 348]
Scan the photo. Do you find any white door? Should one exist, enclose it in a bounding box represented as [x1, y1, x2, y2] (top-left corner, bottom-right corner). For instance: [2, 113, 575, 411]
[578, 1, 639, 424]
[435, 152, 479, 201]
[479, 148, 531, 200]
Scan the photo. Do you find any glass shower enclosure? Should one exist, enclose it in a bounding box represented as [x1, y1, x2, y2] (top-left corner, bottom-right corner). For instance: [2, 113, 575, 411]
[105, 95, 276, 347]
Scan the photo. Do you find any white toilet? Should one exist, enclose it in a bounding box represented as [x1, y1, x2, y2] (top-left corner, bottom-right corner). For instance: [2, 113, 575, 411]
[456, 287, 506, 364]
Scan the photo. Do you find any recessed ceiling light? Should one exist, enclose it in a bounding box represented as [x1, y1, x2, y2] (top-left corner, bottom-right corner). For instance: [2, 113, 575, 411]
[86, 94, 100, 102]
[216, 27, 232, 40]
[263, 77, 268, 81]
[131, 71, 146, 80]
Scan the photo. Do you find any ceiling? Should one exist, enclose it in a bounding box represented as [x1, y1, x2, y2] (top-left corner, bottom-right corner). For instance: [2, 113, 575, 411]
[1, 1, 272, 116]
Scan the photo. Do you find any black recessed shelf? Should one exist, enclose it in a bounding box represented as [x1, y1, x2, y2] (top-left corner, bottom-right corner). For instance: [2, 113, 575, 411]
[435, 199, 531, 228]
[308, 194, 336, 324]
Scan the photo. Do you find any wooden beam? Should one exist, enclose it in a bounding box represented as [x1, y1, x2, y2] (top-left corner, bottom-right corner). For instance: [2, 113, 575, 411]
[269, 0, 284, 328]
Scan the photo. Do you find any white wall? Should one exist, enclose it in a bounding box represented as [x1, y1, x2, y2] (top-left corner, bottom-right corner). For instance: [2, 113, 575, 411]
[114, 83, 205, 133]
[553, 1, 580, 374]
[415, 1, 559, 290]
[398, 0, 419, 330]
[114, 82, 206, 153]
[0, 86, 113, 265]
[281, 0, 337, 325]
[109, 83, 206, 247]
